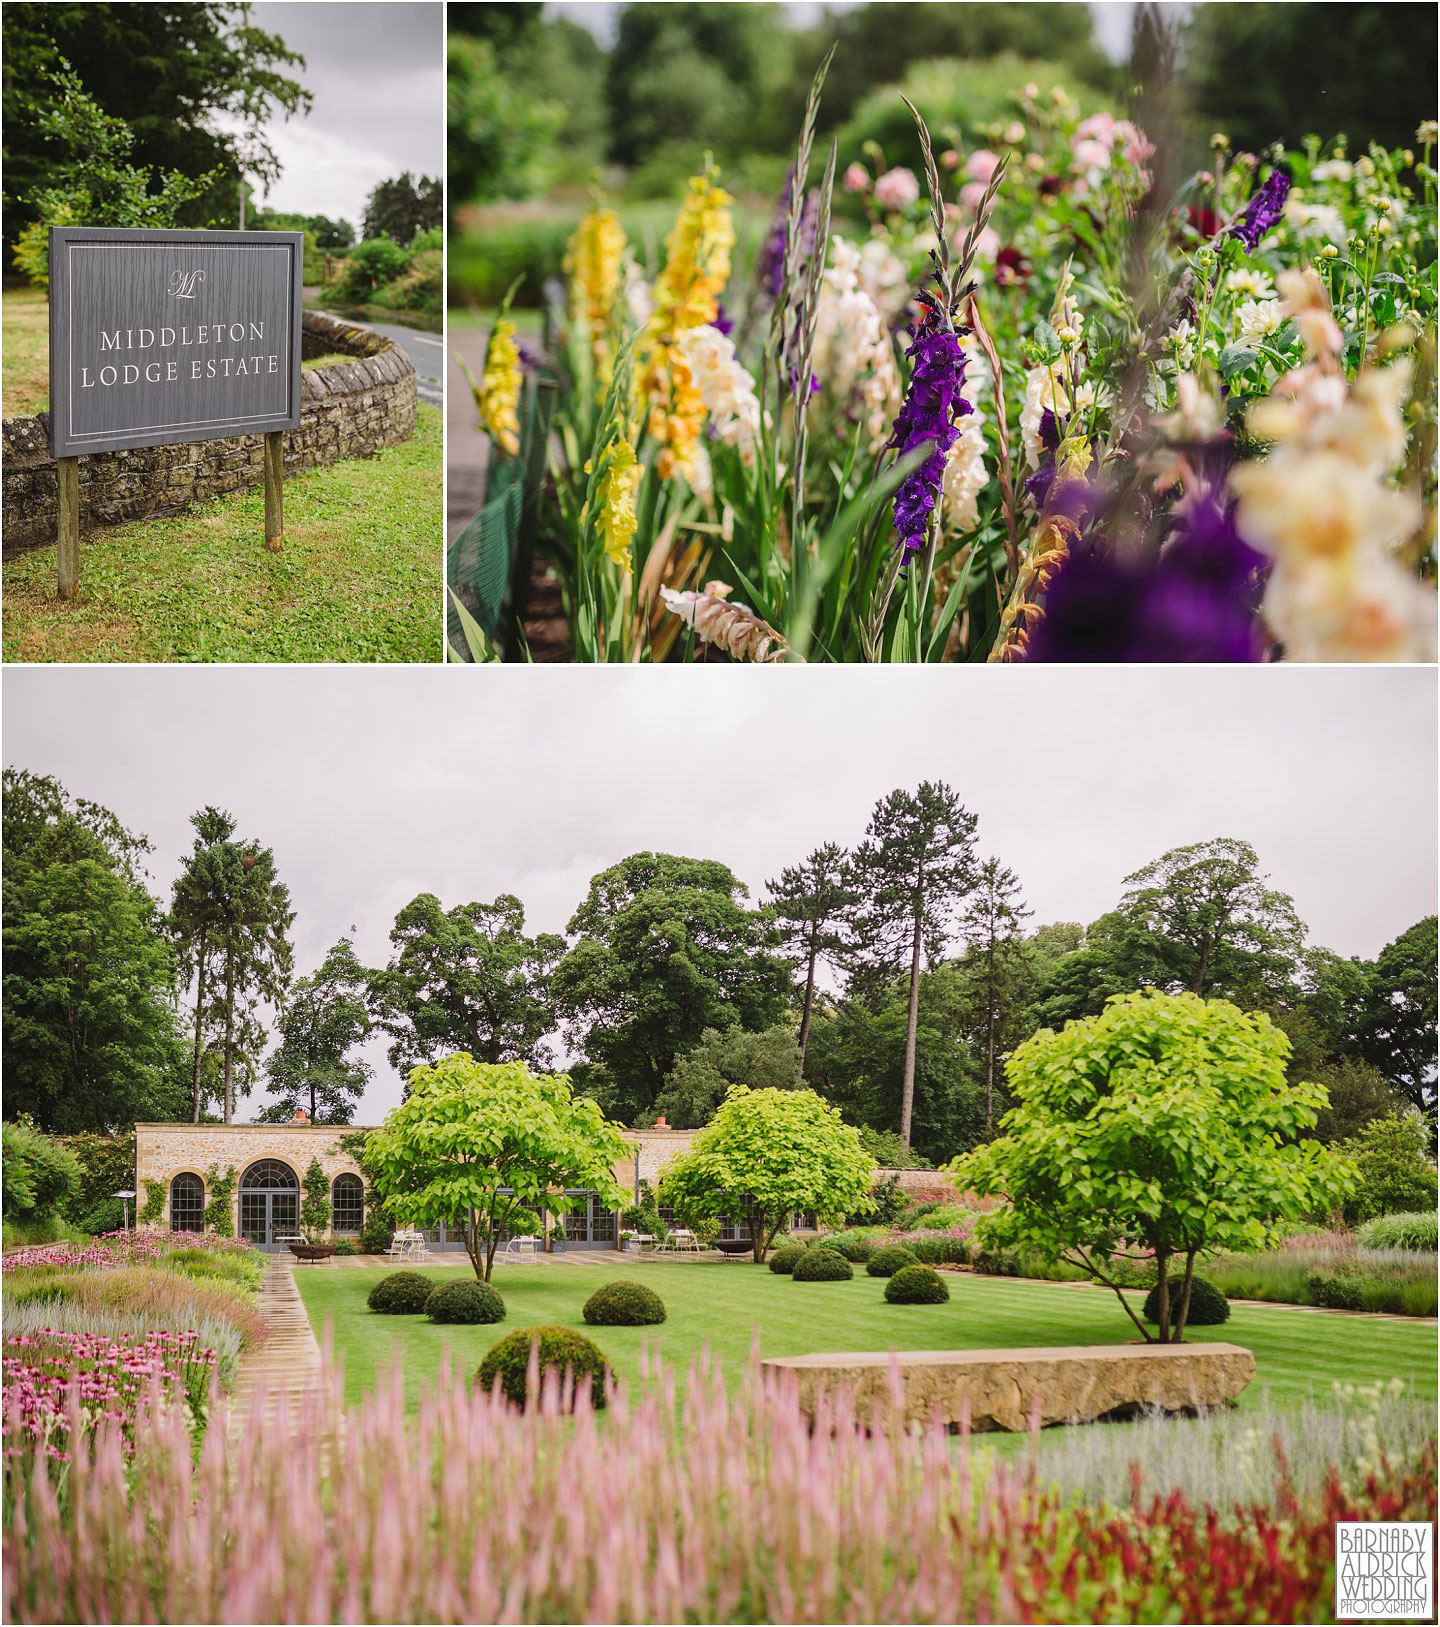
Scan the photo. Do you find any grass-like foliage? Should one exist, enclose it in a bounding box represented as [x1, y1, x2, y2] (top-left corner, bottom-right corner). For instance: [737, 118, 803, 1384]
[1356, 1211, 1438, 1252]
[792, 1249, 854, 1282]
[425, 1279, 506, 1325]
[367, 1272, 435, 1315]
[476, 1326, 610, 1410]
[884, 1264, 951, 1304]
[582, 1280, 666, 1327]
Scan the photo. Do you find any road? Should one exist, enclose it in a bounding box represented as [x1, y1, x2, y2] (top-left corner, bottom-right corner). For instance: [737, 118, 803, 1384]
[311, 309, 443, 407]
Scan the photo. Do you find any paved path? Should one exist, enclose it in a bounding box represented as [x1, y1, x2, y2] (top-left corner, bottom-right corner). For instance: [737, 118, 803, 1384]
[226, 1254, 323, 1444]
[310, 308, 443, 406]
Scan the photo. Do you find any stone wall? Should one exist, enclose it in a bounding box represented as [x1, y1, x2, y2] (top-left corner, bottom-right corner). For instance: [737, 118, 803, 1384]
[2, 312, 417, 556]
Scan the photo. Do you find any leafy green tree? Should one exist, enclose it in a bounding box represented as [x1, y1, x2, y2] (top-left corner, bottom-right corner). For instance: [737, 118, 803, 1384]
[4, 770, 186, 1133]
[299, 1157, 332, 1241]
[1024, 914, 1136, 1031]
[1308, 1059, 1411, 1146]
[658, 1085, 875, 1263]
[854, 1125, 933, 1170]
[56, 1132, 136, 1224]
[653, 1024, 802, 1129]
[361, 171, 441, 245]
[766, 842, 857, 1076]
[259, 938, 372, 1124]
[1113, 837, 1306, 1001]
[848, 783, 979, 1148]
[2, 2, 309, 248]
[553, 853, 791, 1124]
[950, 990, 1355, 1344]
[364, 1054, 629, 1281]
[447, 33, 564, 207]
[1, 1119, 82, 1222]
[1357, 917, 1437, 1130]
[369, 893, 563, 1078]
[1341, 1114, 1438, 1223]
[957, 858, 1033, 1132]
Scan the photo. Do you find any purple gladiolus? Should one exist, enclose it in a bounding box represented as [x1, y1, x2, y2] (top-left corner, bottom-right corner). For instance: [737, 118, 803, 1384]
[1230, 166, 1291, 253]
[885, 307, 972, 558]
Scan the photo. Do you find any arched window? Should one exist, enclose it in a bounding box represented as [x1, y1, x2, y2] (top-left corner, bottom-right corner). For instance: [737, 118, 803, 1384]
[238, 1159, 299, 1248]
[332, 1173, 364, 1234]
[170, 1172, 204, 1232]
[240, 1159, 298, 1190]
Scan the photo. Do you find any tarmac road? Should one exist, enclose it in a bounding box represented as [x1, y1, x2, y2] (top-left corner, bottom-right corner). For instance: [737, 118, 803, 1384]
[311, 309, 443, 407]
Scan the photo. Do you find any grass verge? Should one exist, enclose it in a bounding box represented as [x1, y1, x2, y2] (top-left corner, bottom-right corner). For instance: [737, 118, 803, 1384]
[4, 403, 442, 662]
[3, 287, 49, 417]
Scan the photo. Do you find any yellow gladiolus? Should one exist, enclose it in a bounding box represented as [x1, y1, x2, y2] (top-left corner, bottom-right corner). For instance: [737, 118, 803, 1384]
[582, 435, 640, 572]
[480, 318, 522, 456]
[565, 204, 628, 383]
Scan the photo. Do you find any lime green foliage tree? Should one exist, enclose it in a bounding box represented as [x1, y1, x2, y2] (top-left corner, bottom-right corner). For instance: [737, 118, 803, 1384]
[658, 1085, 875, 1263]
[949, 991, 1356, 1344]
[365, 1055, 630, 1282]
[1341, 1115, 1438, 1224]
[300, 1158, 332, 1242]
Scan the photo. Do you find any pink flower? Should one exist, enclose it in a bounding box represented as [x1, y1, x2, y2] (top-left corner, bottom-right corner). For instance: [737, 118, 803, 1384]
[873, 166, 920, 211]
[1112, 119, 1155, 162]
[842, 162, 870, 194]
[1071, 139, 1112, 172]
[959, 181, 987, 212]
[940, 149, 960, 171]
[1075, 111, 1117, 145]
[965, 149, 1001, 183]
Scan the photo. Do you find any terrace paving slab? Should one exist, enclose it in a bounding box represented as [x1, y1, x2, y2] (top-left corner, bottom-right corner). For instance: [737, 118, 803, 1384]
[763, 1342, 1258, 1432]
[226, 1254, 324, 1444]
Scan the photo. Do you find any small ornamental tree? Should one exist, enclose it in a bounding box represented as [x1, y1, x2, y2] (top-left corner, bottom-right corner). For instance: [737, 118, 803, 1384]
[658, 1085, 875, 1264]
[300, 1158, 332, 1241]
[947, 990, 1356, 1344]
[364, 1054, 630, 1282]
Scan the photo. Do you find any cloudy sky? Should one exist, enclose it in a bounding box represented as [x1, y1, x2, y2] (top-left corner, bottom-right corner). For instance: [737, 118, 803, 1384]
[5, 665, 1433, 1123]
[212, 2, 443, 232]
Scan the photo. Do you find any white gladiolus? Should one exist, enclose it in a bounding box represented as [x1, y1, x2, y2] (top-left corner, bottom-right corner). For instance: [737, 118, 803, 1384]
[812, 237, 903, 453]
[674, 325, 763, 466]
[941, 411, 988, 534]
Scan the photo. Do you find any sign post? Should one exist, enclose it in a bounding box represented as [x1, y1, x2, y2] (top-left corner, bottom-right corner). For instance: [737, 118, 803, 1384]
[48, 227, 303, 596]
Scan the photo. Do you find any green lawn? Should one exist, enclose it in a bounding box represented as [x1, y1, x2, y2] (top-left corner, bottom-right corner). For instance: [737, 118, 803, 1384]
[295, 1259, 1438, 1423]
[4, 403, 442, 662]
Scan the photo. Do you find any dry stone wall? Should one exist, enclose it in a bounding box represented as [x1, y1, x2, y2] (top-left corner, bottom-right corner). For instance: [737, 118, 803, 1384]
[2, 311, 416, 555]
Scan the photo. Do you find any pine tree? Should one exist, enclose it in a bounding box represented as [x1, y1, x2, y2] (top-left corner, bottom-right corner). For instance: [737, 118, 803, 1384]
[765, 842, 858, 1075]
[170, 808, 233, 1123]
[958, 857, 1033, 1131]
[848, 783, 978, 1147]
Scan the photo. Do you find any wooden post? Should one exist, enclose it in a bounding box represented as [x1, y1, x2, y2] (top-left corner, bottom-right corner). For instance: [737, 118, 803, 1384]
[56, 456, 80, 599]
[263, 430, 284, 551]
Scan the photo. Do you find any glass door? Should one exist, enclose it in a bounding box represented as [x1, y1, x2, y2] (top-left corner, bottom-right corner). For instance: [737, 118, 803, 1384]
[240, 1192, 269, 1246]
[270, 1191, 298, 1243]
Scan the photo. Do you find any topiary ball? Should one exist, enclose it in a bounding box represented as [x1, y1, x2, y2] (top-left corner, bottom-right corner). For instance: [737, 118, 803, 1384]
[768, 1245, 807, 1274]
[866, 1245, 920, 1278]
[426, 1278, 506, 1324]
[792, 1248, 853, 1282]
[583, 1279, 666, 1326]
[1141, 1276, 1230, 1327]
[477, 1326, 610, 1409]
[884, 1264, 950, 1304]
[367, 1270, 434, 1314]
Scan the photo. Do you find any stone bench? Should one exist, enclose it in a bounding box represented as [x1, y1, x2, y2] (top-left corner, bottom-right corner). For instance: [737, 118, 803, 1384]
[761, 1343, 1256, 1432]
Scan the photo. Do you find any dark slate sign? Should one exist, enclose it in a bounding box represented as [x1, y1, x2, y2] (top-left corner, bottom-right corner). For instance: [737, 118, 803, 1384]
[48, 228, 304, 459]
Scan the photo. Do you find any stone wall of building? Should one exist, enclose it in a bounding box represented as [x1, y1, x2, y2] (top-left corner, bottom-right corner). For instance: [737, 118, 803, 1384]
[2, 312, 416, 556]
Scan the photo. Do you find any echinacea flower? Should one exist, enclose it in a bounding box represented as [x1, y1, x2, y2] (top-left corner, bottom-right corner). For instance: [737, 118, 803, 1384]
[1230, 165, 1291, 252]
[480, 318, 522, 456]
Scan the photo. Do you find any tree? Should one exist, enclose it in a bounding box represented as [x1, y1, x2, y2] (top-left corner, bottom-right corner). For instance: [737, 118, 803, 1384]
[949, 991, 1355, 1344]
[553, 853, 791, 1124]
[653, 1024, 803, 1129]
[1114, 837, 1306, 1002]
[957, 858, 1033, 1132]
[306, 214, 353, 250]
[657, 1085, 875, 1263]
[4, 770, 186, 1133]
[259, 938, 372, 1124]
[1357, 917, 1437, 1130]
[848, 783, 979, 1148]
[299, 1157, 331, 1241]
[766, 842, 857, 1076]
[2, 1120, 82, 1223]
[369, 893, 563, 1079]
[364, 1054, 630, 1282]
[446, 33, 563, 208]
[2, 2, 310, 248]
[1341, 1115, 1438, 1224]
[170, 807, 234, 1123]
[361, 171, 442, 245]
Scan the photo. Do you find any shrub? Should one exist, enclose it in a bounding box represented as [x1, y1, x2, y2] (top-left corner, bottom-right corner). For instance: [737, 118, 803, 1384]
[1343, 1116, 1438, 1223]
[426, 1279, 506, 1325]
[337, 236, 410, 297]
[79, 1198, 126, 1236]
[1307, 1270, 1366, 1311]
[367, 1271, 434, 1314]
[866, 1245, 920, 1278]
[768, 1246, 807, 1274]
[1356, 1211, 1438, 1251]
[359, 1213, 395, 1255]
[477, 1326, 609, 1409]
[1142, 1277, 1231, 1327]
[972, 1247, 1022, 1277]
[332, 1239, 361, 1257]
[902, 1234, 971, 1266]
[885, 1264, 950, 1304]
[583, 1279, 666, 1326]
[2, 1121, 82, 1222]
[815, 1233, 875, 1264]
[792, 1249, 853, 1282]
[896, 1200, 942, 1228]
[916, 1204, 975, 1231]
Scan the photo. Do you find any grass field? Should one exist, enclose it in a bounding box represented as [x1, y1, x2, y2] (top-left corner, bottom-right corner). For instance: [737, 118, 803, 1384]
[3, 288, 49, 417]
[3, 403, 442, 662]
[294, 1259, 1439, 1423]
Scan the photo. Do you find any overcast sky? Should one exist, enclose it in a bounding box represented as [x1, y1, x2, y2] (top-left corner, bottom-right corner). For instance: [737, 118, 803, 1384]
[211, 2, 443, 231]
[4, 665, 1433, 1124]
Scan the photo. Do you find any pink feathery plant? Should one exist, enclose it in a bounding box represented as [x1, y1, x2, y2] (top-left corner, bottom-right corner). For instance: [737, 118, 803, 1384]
[4, 1346, 1433, 1623]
